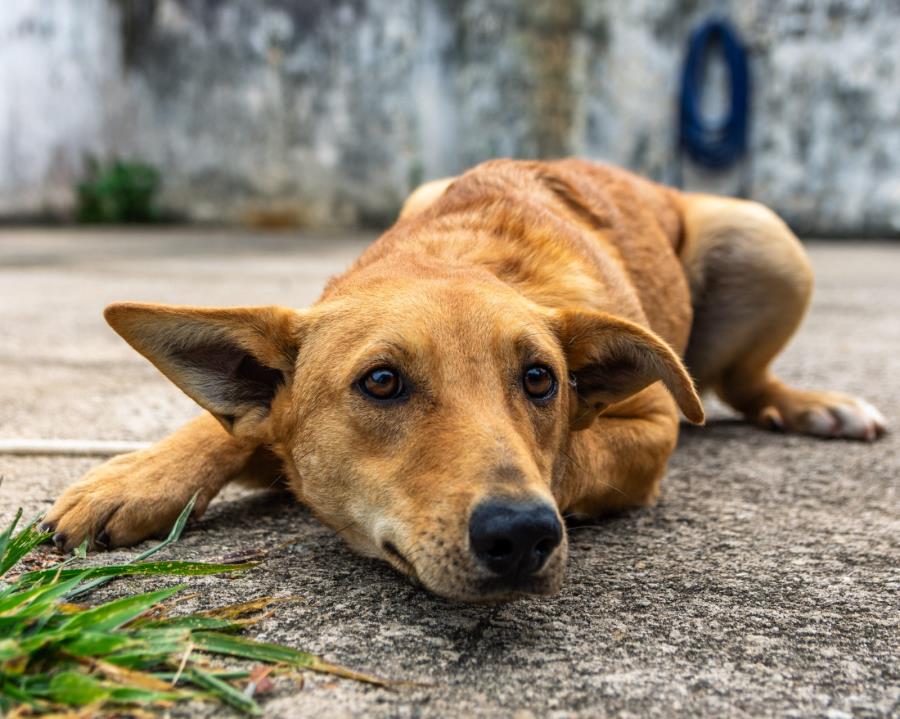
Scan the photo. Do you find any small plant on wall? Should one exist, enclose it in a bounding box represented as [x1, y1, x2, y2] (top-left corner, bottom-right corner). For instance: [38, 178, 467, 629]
[76, 157, 162, 223]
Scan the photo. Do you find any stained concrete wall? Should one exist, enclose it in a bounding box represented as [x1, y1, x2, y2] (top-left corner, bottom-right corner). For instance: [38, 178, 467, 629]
[1, 0, 898, 234]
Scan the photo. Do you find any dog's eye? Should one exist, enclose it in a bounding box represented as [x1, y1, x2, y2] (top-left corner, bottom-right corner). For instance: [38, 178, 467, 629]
[522, 365, 557, 401]
[359, 367, 404, 401]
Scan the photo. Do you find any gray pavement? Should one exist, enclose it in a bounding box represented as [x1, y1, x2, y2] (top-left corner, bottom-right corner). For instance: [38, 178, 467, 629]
[0, 229, 897, 718]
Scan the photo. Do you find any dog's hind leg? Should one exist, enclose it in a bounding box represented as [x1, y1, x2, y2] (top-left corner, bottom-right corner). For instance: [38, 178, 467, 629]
[41, 413, 280, 552]
[678, 194, 885, 440]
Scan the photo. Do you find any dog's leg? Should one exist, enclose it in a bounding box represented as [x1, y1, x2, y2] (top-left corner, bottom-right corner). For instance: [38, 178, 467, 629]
[42, 413, 277, 551]
[679, 194, 885, 440]
[559, 385, 681, 516]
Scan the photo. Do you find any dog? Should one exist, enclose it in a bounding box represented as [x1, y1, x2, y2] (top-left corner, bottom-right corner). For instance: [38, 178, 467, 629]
[42, 159, 886, 602]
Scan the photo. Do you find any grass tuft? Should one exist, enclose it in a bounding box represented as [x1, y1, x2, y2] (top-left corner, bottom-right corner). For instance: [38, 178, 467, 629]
[0, 498, 393, 716]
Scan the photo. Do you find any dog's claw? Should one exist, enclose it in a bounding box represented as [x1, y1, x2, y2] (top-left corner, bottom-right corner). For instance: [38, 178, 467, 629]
[858, 398, 886, 439]
[759, 406, 784, 432]
[51, 531, 68, 552]
[95, 530, 110, 549]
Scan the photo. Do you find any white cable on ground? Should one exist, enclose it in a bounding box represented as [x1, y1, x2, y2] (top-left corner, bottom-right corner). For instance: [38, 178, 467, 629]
[0, 439, 151, 457]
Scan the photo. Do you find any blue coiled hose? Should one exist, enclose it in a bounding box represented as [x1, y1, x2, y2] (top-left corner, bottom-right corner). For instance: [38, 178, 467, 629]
[679, 18, 750, 169]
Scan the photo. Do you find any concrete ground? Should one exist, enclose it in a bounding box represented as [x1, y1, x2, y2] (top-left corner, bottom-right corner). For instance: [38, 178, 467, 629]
[0, 229, 897, 718]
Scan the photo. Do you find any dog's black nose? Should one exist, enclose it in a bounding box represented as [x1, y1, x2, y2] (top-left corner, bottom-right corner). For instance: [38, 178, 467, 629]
[468, 500, 562, 577]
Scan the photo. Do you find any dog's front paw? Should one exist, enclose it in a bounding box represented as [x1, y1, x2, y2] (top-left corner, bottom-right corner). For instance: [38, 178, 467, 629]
[41, 451, 205, 552]
[757, 390, 886, 442]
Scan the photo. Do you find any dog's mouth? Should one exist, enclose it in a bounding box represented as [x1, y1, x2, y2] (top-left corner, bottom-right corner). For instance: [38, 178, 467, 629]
[382, 541, 421, 585]
[380, 538, 565, 602]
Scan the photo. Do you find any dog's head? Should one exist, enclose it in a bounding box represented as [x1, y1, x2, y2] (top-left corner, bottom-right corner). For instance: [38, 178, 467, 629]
[105, 272, 701, 602]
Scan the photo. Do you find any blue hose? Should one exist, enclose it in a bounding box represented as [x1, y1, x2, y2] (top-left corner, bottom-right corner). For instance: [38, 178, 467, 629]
[679, 18, 750, 169]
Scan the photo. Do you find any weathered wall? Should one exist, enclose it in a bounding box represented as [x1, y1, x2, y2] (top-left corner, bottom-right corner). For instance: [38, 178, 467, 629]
[1, 0, 898, 234]
[0, 1, 120, 217]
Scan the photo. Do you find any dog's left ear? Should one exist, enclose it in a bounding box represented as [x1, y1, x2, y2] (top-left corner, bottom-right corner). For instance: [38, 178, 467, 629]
[555, 309, 704, 430]
[105, 302, 305, 439]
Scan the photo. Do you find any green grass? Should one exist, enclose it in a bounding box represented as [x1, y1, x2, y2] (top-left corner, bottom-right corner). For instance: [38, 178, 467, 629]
[76, 157, 162, 224]
[0, 498, 390, 716]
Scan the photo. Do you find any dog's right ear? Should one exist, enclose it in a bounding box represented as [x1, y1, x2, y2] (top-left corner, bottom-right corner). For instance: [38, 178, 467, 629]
[104, 302, 306, 438]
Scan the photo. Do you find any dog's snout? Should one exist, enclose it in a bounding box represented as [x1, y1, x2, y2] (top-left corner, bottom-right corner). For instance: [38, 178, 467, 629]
[468, 499, 562, 578]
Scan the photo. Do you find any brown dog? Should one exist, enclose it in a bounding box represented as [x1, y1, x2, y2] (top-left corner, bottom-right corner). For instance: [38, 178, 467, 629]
[42, 159, 885, 601]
